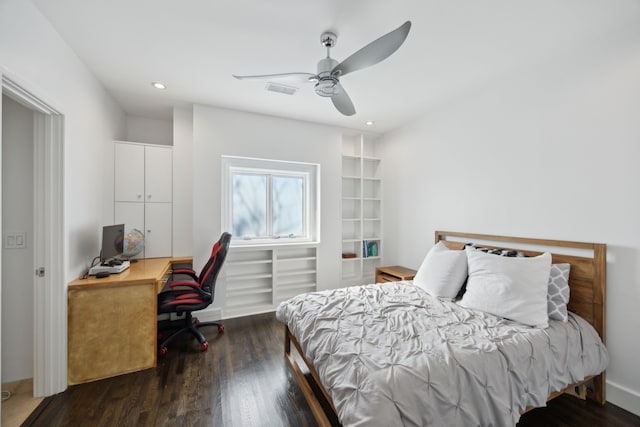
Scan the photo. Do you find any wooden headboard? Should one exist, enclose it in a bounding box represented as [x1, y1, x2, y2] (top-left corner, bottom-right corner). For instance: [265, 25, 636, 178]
[434, 230, 607, 403]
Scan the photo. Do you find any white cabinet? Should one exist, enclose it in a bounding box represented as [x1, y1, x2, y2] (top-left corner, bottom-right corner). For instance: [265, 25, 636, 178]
[341, 134, 382, 285]
[114, 202, 144, 233]
[144, 146, 172, 203]
[114, 141, 172, 258]
[115, 143, 172, 203]
[144, 203, 172, 258]
[114, 143, 145, 202]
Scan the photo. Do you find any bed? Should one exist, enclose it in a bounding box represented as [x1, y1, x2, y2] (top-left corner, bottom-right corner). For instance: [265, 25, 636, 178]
[276, 231, 608, 427]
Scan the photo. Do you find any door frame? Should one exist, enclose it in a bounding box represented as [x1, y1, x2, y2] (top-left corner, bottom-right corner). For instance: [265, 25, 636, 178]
[1, 72, 66, 397]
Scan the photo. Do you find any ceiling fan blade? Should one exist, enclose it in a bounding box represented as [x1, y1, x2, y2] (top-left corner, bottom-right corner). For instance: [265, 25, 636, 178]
[332, 21, 411, 78]
[331, 83, 356, 116]
[232, 72, 317, 84]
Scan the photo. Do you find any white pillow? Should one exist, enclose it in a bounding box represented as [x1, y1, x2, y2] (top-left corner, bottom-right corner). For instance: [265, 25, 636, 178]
[413, 241, 467, 299]
[459, 247, 551, 327]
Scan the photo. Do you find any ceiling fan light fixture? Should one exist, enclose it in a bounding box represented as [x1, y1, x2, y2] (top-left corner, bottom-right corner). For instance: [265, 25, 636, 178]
[151, 81, 166, 90]
[314, 77, 339, 97]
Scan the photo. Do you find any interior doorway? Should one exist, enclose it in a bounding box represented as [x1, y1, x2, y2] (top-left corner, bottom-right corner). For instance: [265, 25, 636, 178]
[0, 74, 66, 407]
[1, 94, 41, 424]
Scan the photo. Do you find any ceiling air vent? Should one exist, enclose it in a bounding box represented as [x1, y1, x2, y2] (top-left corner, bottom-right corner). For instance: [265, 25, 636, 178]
[265, 82, 298, 96]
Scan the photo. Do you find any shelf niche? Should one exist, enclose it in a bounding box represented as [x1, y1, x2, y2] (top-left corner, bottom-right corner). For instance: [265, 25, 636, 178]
[223, 245, 317, 318]
[341, 133, 382, 285]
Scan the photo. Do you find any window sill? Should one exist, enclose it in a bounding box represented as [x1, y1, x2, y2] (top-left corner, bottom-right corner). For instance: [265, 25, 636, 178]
[229, 240, 319, 250]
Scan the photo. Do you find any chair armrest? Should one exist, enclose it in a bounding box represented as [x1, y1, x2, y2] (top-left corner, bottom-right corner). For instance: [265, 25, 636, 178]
[171, 268, 198, 281]
[163, 284, 211, 299]
[168, 280, 200, 289]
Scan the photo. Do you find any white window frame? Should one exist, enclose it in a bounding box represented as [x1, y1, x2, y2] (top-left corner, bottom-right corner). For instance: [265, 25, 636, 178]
[221, 156, 320, 246]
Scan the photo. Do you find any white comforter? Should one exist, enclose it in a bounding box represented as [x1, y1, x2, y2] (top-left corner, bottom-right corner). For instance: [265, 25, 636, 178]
[276, 281, 608, 427]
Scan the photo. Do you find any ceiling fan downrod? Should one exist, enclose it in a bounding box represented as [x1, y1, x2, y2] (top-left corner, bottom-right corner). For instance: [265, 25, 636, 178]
[315, 32, 339, 97]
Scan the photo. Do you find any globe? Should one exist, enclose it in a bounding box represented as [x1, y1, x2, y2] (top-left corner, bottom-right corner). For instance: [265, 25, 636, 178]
[123, 228, 145, 258]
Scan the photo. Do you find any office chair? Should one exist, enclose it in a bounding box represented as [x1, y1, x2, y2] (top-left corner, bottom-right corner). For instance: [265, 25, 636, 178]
[157, 232, 231, 354]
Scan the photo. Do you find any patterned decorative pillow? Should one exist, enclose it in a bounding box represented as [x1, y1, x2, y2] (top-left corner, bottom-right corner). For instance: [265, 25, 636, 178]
[464, 243, 527, 257]
[548, 263, 570, 322]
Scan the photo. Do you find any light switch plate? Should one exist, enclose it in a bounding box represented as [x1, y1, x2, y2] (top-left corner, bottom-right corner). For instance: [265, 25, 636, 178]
[4, 232, 26, 249]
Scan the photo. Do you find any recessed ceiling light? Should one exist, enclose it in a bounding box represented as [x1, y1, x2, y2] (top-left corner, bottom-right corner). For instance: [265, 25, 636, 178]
[151, 81, 166, 90]
[365, 120, 374, 126]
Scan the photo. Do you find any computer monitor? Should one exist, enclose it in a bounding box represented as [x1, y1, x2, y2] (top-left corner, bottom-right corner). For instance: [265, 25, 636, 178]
[101, 224, 124, 264]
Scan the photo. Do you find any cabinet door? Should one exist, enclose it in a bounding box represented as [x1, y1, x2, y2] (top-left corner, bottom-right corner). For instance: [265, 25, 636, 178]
[144, 203, 172, 258]
[115, 143, 145, 202]
[144, 146, 172, 203]
[115, 202, 145, 259]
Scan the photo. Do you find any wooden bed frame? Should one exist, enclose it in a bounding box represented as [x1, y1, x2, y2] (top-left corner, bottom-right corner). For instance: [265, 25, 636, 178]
[284, 231, 607, 427]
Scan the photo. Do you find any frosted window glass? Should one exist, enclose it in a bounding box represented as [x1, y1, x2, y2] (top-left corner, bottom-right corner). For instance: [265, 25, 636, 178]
[272, 176, 303, 236]
[232, 174, 267, 237]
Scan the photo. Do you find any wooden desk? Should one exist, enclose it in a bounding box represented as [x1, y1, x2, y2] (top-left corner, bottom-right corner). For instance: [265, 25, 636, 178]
[67, 257, 191, 385]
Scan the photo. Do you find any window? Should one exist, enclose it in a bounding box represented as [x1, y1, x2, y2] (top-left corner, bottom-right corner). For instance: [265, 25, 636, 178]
[222, 156, 319, 245]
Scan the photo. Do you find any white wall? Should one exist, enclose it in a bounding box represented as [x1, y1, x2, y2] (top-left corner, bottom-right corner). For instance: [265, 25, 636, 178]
[172, 107, 193, 256]
[126, 115, 173, 146]
[0, 0, 127, 277]
[380, 24, 640, 414]
[0, 0, 126, 393]
[191, 105, 344, 313]
[1, 96, 34, 383]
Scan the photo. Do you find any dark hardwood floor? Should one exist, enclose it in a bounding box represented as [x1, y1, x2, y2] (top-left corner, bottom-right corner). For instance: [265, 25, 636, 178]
[23, 313, 639, 426]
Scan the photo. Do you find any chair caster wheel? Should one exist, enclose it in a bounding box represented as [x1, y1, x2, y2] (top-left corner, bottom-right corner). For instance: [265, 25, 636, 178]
[200, 341, 209, 352]
[159, 347, 168, 356]
[218, 325, 225, 334]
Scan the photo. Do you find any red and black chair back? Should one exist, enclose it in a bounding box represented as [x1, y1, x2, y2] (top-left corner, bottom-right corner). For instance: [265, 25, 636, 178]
[198, 232, 231, 297]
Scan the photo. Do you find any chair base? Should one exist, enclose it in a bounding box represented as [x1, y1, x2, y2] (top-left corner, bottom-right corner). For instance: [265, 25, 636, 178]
[158, 312, 224, 354]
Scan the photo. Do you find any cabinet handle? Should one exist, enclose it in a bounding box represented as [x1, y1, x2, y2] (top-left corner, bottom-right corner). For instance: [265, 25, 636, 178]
[137, 194, 142, 199]
[147, 229, 151, 233]
[147, 194, 152, 199]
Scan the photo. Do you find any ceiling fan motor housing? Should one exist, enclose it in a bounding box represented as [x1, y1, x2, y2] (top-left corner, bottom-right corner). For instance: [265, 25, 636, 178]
[315, 57, 339, 97]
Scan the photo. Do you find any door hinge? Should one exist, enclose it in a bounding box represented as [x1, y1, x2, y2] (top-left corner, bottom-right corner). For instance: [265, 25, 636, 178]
[36, 267, 45, 277]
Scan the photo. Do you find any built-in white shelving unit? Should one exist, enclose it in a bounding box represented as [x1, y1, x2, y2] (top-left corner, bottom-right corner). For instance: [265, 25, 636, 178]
[341, 134, 381, 285]
[223, 245, 317, 318]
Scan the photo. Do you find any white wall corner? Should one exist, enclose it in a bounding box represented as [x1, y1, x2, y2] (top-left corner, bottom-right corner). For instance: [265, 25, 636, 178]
[606, 381, 640, 417]
[171, 106, 193, 257]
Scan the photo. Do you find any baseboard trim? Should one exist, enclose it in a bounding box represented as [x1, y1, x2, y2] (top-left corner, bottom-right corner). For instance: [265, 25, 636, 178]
[193, 307, 223, 322]
[167, 308, 222, 322]
[607, 380, 640, 416]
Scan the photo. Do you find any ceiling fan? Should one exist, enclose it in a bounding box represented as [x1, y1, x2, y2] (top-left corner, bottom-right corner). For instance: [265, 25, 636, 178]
[233, 21, 412, 116]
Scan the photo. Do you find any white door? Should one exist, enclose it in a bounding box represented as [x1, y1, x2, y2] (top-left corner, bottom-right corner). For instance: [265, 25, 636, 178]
[1, 95, 35, 384]
[114, 202, 145, 259]
[2, 74, 66, 396]
[115, 143, 145, 202]
[144, 145, 172, 203]
[145, 203, 172, 258]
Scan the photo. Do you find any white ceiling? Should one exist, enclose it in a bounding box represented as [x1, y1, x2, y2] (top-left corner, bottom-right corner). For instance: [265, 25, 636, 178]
[33, 0, 639, 133]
